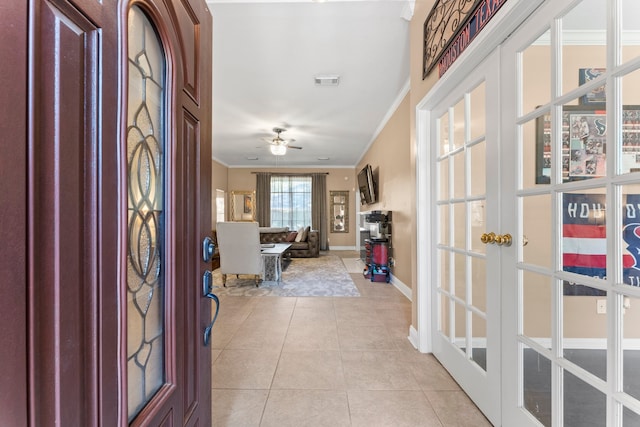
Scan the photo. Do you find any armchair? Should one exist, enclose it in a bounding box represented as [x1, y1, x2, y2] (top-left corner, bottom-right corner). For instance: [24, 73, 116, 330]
[215, 222, 263, 287]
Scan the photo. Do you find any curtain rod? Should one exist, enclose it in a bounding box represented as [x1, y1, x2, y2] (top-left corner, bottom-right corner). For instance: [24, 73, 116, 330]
[251, 172, 329, 176]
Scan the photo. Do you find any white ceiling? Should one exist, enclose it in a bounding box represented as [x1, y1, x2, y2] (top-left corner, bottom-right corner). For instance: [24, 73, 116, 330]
[207, 0, 412, 168]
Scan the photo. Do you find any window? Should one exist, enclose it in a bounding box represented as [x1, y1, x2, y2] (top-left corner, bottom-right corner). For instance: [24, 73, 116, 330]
[215, 189, 225, 223]
[270, 176, 312, 229]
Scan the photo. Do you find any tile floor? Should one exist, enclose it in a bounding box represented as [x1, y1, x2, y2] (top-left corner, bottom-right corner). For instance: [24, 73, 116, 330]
[211, 251, 492, 426]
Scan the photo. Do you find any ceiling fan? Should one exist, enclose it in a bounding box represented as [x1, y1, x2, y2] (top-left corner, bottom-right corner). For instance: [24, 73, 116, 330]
[262, 127, 302, 156]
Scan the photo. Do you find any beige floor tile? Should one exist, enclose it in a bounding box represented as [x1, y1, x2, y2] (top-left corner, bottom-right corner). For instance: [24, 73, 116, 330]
[337, 324, 397, 351]
[225, 319, 289, 350]
[209, 319, 241, 350]
[283, 321, 340, 351]
[211, 389, 268, 427]
[425, 390, 493, 426]
[272, 350, 345, 390]
[209, 253, 487, 427]
[290, 306, 337, 324]
[251, 296, 297, 312]
[348, 390, 443, 427]
[334, 305, 384, 326]
[332, 295, 378, 310]
[244, 306, 294, 325]
[261, 389, 351, 427]
[409, 354, 461, 391]
[342, 350, 420, 390]
[294, 296, 335, 309]
[212, 349, 280, 389]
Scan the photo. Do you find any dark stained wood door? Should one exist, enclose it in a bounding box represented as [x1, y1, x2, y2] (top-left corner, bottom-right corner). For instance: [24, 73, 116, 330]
[1, 0, 213, 425]
[0, 0, 29, 425]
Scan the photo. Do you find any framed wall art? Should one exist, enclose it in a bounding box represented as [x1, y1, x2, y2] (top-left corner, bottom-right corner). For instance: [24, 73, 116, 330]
[535, 105, 640, 184]
[330, 191, 349, 233]
[578, 68, 606, 105]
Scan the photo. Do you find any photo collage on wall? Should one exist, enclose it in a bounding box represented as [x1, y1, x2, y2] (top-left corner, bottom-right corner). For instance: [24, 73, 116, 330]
[537, 106, 640, 183]
[568, 112, 607, 178]
[536, 68, 640, 183]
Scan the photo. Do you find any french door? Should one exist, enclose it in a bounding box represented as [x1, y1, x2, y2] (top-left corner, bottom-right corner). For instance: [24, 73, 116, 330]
[425, 0, 640, 425]
[430, 50, 502, 425]
[501, 0, 640, 425]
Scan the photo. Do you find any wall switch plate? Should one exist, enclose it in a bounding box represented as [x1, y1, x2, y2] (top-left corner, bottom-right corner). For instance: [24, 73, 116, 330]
[596, 299, 606, 314]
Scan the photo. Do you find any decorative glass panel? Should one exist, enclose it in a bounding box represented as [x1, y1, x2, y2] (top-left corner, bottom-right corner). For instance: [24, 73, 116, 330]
[127, 5, 166, 422]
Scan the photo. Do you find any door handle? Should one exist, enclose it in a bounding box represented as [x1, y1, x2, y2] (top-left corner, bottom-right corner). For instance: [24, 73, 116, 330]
[480, 232, 496, 244]
[202, 236, 215, 263]
[202, 270, 220, 346]
[481, 232, 512, 246]
[495, 233, 512, 246]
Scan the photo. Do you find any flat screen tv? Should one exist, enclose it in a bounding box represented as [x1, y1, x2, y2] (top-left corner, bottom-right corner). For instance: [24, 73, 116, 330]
[358, 164, 377, 205]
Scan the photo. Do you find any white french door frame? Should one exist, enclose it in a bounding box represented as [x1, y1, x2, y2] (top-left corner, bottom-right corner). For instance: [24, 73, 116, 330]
[414, 1, 546, 426]
[415, 0, 546, 350]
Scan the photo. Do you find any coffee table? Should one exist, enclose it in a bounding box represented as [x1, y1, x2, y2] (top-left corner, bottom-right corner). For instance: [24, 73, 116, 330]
[261, 243, 292, 282]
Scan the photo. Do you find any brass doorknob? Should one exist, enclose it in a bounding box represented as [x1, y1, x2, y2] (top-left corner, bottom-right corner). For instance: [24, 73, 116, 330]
[480, 232, 496, 244]
[495, 233, 512, 246]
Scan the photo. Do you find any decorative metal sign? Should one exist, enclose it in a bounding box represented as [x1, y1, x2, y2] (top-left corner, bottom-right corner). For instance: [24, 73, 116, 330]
[423, 0, 507, 79]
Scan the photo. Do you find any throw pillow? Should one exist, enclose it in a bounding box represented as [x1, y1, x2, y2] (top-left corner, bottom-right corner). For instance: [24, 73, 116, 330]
[294, 227, 305, 242]
[286, 232, 298, 242]
[303, 226, 311, 242]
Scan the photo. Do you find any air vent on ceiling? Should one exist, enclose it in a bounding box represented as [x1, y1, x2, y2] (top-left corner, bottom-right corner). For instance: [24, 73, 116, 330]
[314, 75, 340, 86]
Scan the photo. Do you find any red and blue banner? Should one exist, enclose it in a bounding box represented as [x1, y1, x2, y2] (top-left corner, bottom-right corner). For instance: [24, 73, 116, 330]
[563, 193, 640, 295]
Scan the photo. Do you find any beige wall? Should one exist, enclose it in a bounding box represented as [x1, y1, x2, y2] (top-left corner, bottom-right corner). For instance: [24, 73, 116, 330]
[357, 94, 412, 286]
[211, 159, 229, 229]
[227, 167, 358, 248]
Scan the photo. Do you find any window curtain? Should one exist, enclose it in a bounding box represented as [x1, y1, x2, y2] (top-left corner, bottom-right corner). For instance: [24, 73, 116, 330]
[311, 173, 328, 251]
[255, 172, 271, 226]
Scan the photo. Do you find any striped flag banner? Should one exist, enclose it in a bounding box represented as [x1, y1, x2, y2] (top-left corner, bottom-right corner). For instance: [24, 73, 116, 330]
[563, 193, 640, 294]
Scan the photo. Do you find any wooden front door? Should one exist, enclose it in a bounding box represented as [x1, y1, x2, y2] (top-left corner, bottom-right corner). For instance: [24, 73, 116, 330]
[0, 0, 213, 425]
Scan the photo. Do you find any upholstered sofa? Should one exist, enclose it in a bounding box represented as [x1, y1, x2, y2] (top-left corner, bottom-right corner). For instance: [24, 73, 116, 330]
[259, 227, 319, 258]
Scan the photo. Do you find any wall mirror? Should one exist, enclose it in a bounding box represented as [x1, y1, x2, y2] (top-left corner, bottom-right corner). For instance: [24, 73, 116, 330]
[230, 190, 256, 222]
[330, 191, 349, 233]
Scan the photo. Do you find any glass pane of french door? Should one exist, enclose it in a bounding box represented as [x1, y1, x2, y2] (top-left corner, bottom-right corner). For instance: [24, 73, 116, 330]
[432, 50, 500, 424]
[502, 0, 640, 425]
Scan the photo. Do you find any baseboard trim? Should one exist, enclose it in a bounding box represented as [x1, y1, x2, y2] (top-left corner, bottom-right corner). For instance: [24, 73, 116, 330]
[329, 246, 357, 251]
[409, 326, 420, 350]
[390, 273, 412, 301]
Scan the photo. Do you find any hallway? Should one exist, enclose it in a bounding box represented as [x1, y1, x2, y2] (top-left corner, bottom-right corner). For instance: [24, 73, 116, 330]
[210, 252, 491, 426]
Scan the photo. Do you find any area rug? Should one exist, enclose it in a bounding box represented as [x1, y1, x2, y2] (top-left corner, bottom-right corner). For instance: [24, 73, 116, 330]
[212, 254, 360, 297]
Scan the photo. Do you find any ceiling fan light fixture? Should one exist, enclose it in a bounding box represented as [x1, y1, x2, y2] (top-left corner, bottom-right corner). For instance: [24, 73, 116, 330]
[270, 144, 287, 156]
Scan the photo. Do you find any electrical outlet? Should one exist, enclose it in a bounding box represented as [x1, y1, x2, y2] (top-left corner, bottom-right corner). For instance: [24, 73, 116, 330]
[596, 299, 606, 314]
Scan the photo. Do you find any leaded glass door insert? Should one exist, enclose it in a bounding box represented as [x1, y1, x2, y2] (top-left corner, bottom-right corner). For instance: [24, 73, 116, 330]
[126, 5, 166, 421]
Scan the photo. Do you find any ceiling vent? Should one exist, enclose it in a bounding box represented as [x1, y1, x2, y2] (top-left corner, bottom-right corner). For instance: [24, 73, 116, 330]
[314, 75, 340, 86]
